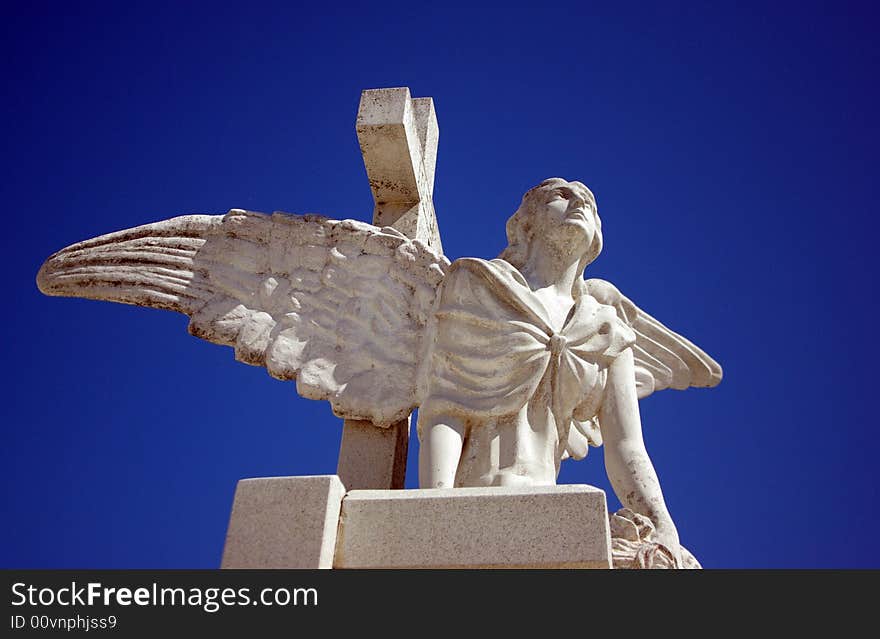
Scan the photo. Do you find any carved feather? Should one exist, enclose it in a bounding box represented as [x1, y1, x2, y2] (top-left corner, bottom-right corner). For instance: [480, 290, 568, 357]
[584, 278, 722, 400]
[37, 209, 450, 426]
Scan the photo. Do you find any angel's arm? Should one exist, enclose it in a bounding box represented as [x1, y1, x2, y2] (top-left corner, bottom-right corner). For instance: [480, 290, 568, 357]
[600, 347, 682, 566]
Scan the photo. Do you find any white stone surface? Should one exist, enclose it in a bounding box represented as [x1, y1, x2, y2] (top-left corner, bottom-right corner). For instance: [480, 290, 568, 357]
[221, 475, 345, 569]
[356, 87, 442, 252]
[334, 484, 612, 569]
[37, 211, 450, 427]
[609, 508, 702, 569]
[337, 418, 409, 490]
[36, 87, 724, 568]
[414, 178, 721, 566]
[338, 88, 441, 489]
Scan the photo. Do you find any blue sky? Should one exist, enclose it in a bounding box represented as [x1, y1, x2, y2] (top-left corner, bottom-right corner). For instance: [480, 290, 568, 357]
[2, 1, 878, 568]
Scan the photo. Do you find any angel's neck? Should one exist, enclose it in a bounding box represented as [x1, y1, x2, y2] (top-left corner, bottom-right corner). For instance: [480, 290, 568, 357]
[519, 247, 581, 300]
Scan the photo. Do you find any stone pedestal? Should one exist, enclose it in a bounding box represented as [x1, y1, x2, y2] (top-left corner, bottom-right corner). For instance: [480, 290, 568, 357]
[336, 484, 611, 568]
[337, 418, 409, 490]
[221, 475, 346, 569]
[222, 476, 612, 569]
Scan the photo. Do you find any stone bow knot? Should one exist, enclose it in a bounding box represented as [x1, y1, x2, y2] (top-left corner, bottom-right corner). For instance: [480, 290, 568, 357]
[548, 333, 568, 359]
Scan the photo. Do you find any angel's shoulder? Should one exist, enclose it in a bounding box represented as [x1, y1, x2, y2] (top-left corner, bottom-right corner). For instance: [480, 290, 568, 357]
[448, 256, 491, 271]
[583, 278, 639, 329]
[584, 278, 624, 306]
[446, 257, 518, 281]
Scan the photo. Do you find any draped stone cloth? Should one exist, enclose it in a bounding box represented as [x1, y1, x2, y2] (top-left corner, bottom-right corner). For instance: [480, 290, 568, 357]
[417, 258, 636, 485]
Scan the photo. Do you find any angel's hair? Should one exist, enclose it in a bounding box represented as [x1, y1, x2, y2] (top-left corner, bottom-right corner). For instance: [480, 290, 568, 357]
[498, 178, 603, 298]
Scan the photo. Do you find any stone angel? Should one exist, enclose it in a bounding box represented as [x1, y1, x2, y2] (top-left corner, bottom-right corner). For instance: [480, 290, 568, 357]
[37, 177, 721, 567]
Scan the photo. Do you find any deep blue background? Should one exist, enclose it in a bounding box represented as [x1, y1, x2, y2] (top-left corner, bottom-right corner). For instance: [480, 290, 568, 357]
[3, 1, 877, 568]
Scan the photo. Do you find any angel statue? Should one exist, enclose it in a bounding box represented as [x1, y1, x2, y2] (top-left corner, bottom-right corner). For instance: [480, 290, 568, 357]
[37, 177, 721, 568]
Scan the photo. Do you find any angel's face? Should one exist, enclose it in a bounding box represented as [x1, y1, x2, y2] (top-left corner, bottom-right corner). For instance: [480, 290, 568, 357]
[535, 181, 598, 252]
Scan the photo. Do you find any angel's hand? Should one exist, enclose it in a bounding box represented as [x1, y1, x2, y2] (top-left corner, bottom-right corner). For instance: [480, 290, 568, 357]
[653, 519, 684, 568]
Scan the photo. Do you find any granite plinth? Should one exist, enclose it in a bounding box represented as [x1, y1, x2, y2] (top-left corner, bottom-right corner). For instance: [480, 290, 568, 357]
[221, 475, 345, 569]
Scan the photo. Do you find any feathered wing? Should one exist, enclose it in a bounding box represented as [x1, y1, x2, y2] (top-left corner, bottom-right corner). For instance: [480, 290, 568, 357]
[37, 209, 449, 425]
[624, 301, 722, 399]
[564, 278, 722, 461]
[584, 278, 722, 399]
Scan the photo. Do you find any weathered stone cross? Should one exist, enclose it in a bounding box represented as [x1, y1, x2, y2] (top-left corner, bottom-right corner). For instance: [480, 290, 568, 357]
[336, 87, 442, 490]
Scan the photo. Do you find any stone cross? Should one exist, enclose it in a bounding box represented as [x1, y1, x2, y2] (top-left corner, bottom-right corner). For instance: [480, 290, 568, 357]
[356, 88, 442, 253]
[336, 87, 442, 490]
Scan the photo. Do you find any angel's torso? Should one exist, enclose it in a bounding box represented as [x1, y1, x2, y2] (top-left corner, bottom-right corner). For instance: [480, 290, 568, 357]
[418, 257, 636, 487]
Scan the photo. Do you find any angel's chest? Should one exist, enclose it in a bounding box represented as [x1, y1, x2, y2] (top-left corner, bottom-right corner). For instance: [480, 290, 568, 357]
[531, 290, 577, 334]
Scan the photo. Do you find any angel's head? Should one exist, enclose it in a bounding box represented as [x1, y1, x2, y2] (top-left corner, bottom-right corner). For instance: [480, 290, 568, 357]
[499, 178, 603, 279]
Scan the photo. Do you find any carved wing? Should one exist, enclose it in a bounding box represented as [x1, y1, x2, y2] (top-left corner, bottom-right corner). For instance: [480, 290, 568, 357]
[37, 209, 449, 425]
[585, 278, 722, 399]
[564, 278, 722, 461]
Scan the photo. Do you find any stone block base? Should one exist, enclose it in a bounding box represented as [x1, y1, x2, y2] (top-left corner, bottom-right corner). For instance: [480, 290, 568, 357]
[221, 475, 345, 569]
[222, 476, 612, 569]
[336, 484, 611, 568]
